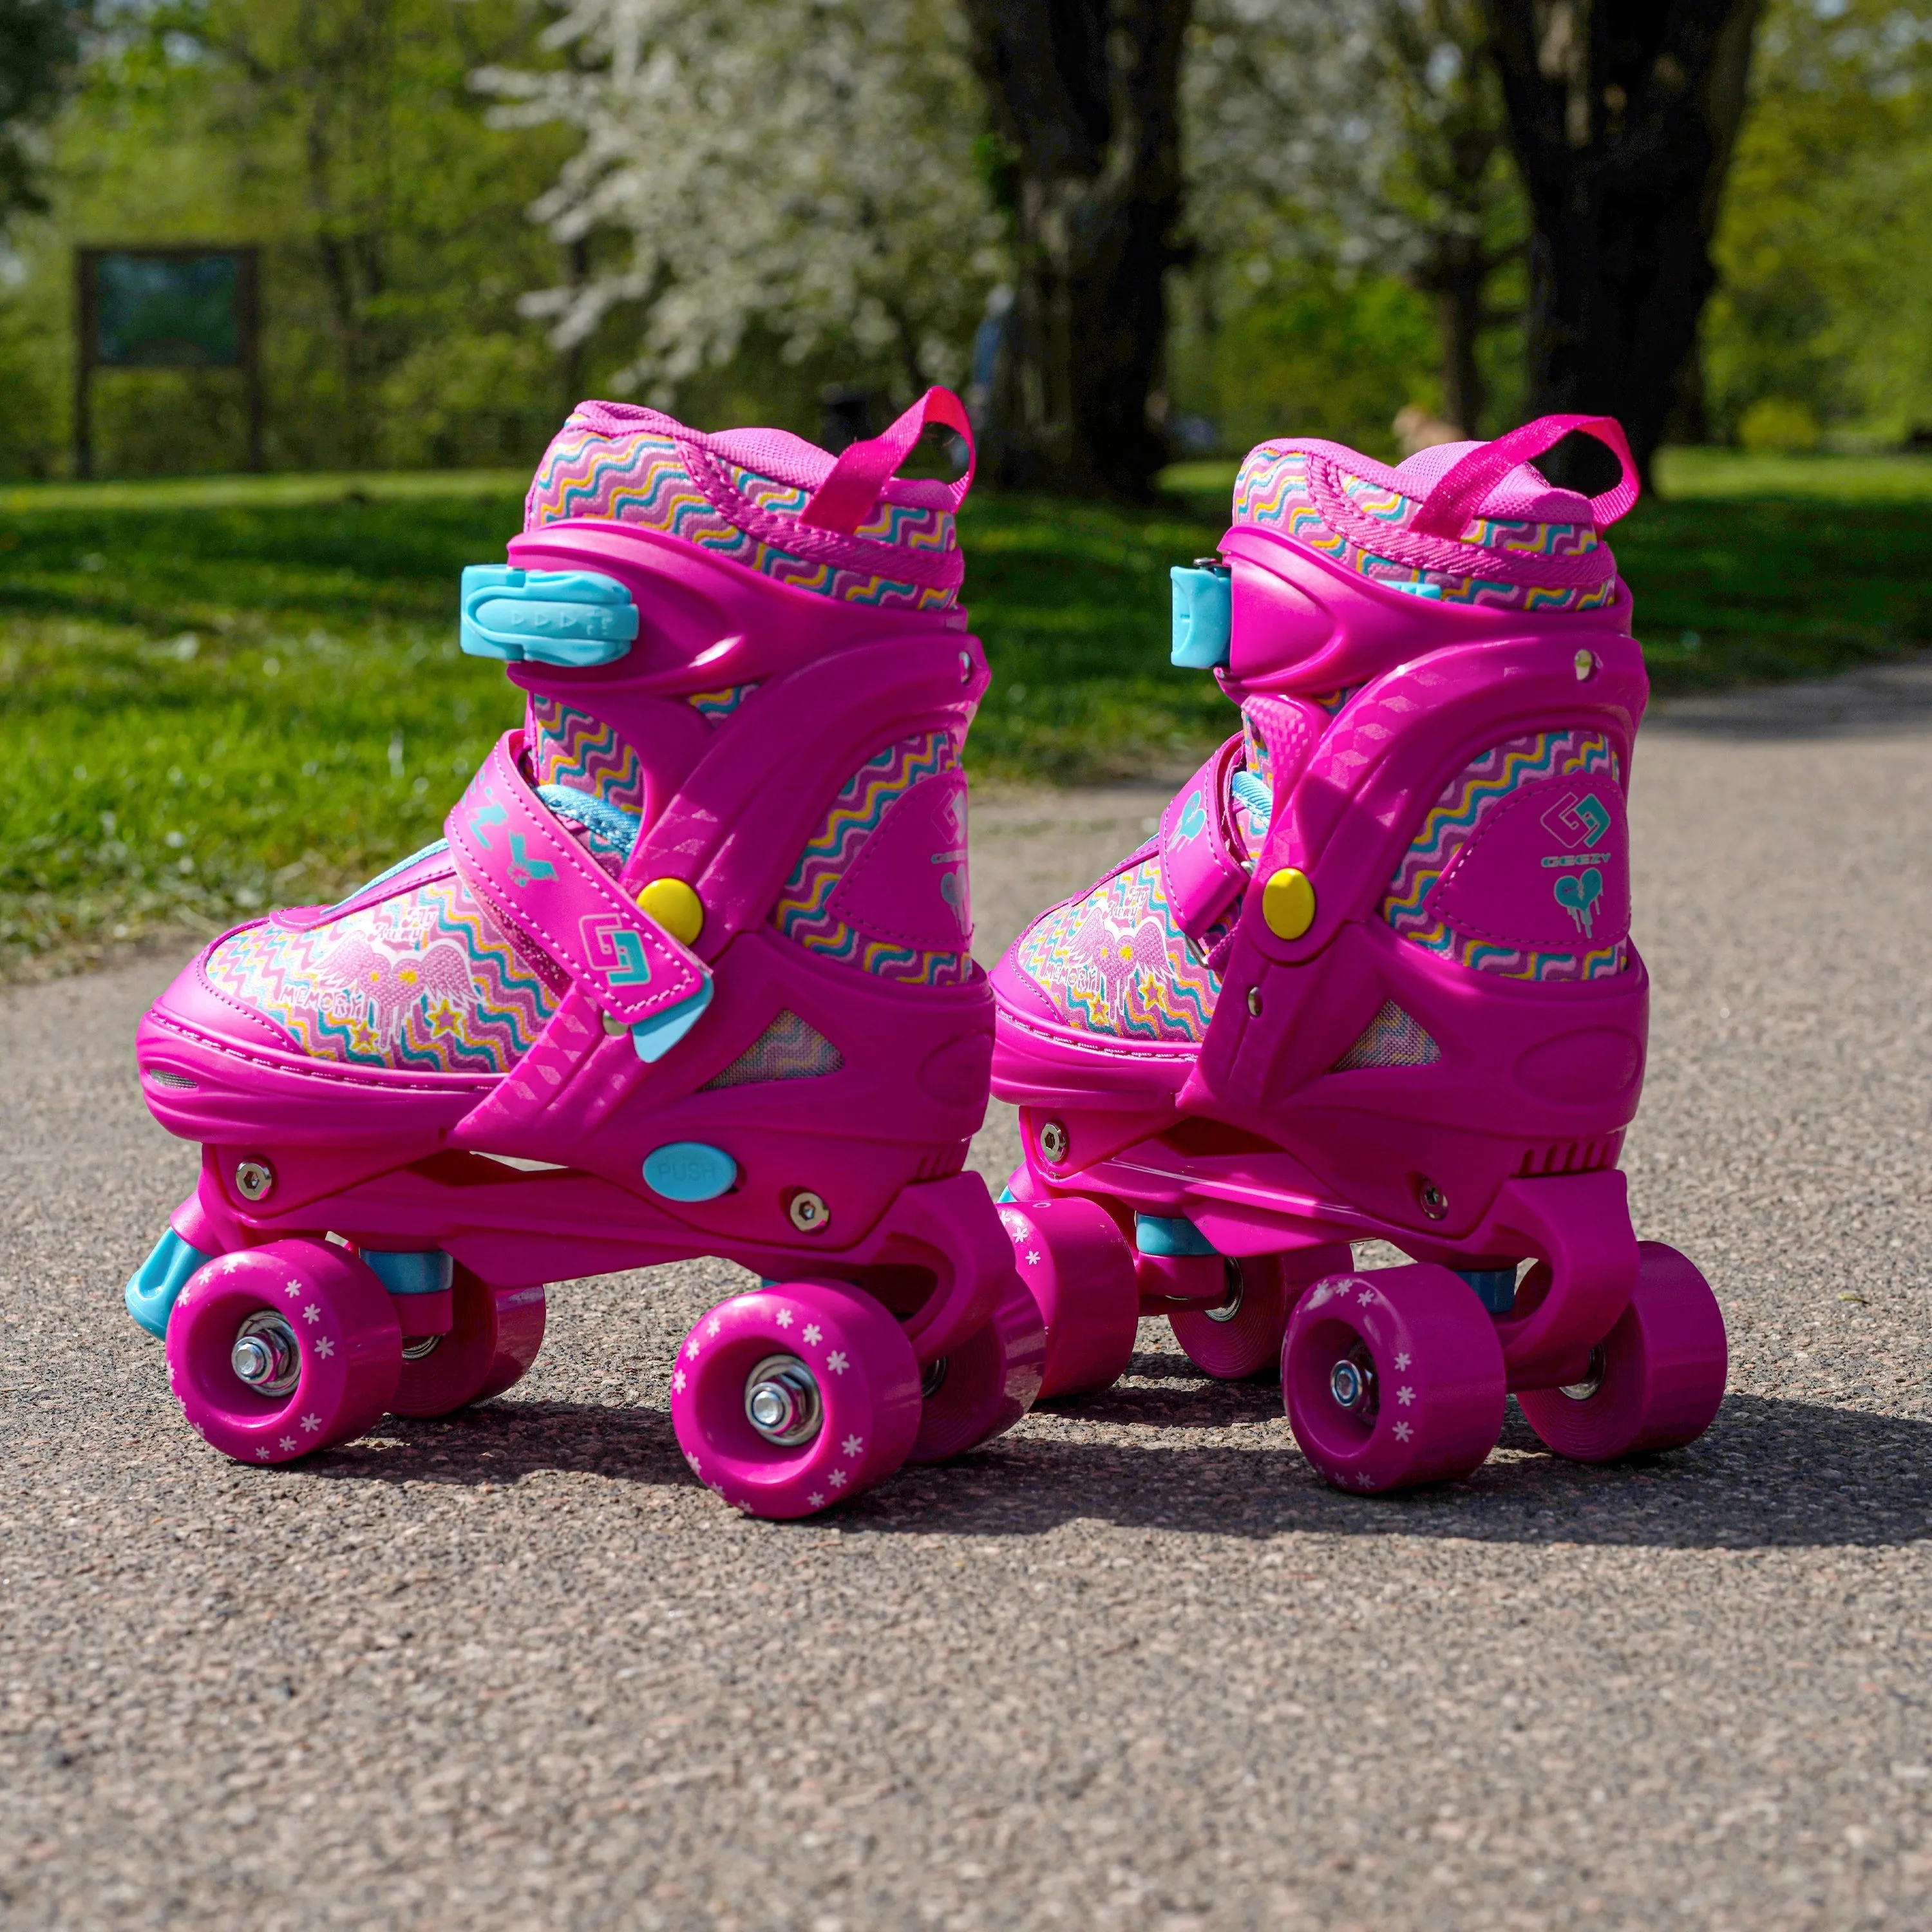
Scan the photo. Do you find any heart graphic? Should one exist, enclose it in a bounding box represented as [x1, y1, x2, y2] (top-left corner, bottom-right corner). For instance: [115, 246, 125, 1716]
[1553, 866, 1603, 936]
[1175, 790, 1208, 841]
[938, 867, 965, 916]
[1554, 869, 1602, 912]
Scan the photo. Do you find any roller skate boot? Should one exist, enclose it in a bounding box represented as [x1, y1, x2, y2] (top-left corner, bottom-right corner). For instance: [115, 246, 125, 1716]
[125, 388, 1044, 1517]
[992, 415, 1726, 1491]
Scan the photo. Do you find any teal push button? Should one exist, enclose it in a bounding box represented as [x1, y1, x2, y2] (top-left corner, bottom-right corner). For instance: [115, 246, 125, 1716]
[643, 1142, 739, 1202]
[1170, 562, 1232, 668]
[460, 566, 639, 667]
[1134, 1213, 1218, 1257]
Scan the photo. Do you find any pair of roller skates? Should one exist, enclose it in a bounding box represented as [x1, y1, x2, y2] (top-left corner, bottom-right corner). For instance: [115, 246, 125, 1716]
[124, 391, 1725, 1518]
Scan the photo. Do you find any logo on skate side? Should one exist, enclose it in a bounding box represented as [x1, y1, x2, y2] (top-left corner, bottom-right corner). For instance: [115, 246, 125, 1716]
[581, 914, 654, 987]
[1175, 790, 1208, 842]
[1539, 788, 1611, 849]
[1554, 867, 1603, 937]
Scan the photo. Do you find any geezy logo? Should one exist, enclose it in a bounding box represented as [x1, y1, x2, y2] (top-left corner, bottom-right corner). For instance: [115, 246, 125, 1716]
[580, 914, 655, 988]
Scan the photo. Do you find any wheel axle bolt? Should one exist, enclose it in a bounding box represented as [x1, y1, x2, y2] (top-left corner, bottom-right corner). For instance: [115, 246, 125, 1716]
[230, 1311, 299, 1397]
[1037, 1119, 1069, 1164]
[234, 1159, 274, 1202]
[744, 1354, 823, 1446]
[1330, 1358, 1374, 1411]
[1416, 1178, 1448, 1221]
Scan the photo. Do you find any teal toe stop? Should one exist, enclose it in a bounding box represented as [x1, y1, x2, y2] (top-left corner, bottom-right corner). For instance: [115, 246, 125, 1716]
[1134, 1213, 1218, 1258]
[125, 1227, 214, 1339]
[1170, 564, 1232, 668]
[460, 565, 639, 666]
[630, 980, 715, 1063]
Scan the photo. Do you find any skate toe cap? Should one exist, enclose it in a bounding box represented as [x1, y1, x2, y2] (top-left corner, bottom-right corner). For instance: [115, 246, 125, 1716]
[989, 937, 1062, 1026]
[151, 940, 303, 1056]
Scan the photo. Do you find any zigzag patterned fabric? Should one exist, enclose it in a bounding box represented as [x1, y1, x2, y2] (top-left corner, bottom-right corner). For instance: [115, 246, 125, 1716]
[526, 696, 647, 813]
[526, 419, 958, 614]
[1012, 850, 1226, 1044]
[773, 731, 974, 987]
[1234, 446, 1616, 614]
[202, 869, 558, 1074]
[1385, 730, 1627, 981]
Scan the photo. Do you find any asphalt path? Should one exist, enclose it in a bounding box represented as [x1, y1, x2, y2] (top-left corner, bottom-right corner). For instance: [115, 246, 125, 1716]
[3, 665, 1929, 1930]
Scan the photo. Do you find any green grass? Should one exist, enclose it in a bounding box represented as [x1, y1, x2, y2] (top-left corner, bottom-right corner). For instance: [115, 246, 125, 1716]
[2, 451, 1928, 971]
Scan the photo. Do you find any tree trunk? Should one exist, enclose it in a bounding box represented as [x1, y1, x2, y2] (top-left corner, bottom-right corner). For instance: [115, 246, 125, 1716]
[960, 0, 1193, 498]
[1423, 235, 1493, 436]
[1483, 0, 1762, 489]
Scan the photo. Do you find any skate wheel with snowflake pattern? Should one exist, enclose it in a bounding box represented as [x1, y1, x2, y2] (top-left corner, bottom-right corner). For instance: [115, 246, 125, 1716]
[1281, 1264, 1504, 1493]
[996, 1195, 1140, 1399]
[166, 1239, 402, 1465]
[669, 1282, 922, 1519]
[906, 1267, 1047, 1464]
[389, 1269, 547, 1419]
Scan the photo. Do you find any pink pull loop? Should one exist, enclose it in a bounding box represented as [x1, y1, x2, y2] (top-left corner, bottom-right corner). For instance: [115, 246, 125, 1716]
[1411, 414, 1640, 538]
[799, 386, 976, 534]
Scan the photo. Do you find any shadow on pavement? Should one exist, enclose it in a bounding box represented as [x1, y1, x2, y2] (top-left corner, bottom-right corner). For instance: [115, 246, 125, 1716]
[307, 1377, 1931, 1553]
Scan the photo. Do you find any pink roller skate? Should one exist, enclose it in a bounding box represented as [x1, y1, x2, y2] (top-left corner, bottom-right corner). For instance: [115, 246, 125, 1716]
[124, 388, 1044, 1518]
[992, 415, 1726, 1492]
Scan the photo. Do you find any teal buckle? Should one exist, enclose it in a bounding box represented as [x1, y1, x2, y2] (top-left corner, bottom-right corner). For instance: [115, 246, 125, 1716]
[460, 566, 639, 667]
[1171, 562, 1231, 669]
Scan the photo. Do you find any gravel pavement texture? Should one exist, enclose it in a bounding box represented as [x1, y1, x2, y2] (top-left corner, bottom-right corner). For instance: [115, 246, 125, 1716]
[3, 667, 1930, 1931]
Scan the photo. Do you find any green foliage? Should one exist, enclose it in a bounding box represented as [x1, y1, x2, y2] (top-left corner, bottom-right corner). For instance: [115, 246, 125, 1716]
[4, 455, 1929, 972]
[0, 0, 580, 480]
[1168, 266, 1442, 459]
[1706, 0, 1932, 440]
[0, 0, 80, 226]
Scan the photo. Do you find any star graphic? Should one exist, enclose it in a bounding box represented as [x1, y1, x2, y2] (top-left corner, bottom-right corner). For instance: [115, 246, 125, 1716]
[283, 1282, 302, 1300]
[826, 1351, 849, 1374]
[1396, 1385, 1415, 1406]
[802, 1324, 822, 1345]
[427, 1001, 463, 1039]
[775, 1309, 793, 1329]
[302, 1303, 321, 1325]
[828, 1470, 848, 1489]
[808, 1492, 826, 1510]
[672, 1370, 687, 1393]
[256, 1446, 272, 1459]
[1025, 1250, 1041, 1267]
[706, 1318, 722, 1337]
[1358, 1285, 1375, 1305]
[278, 1435, 297, 1452]
[841, 1434, 864, 1457]
[299, 1413, 321, 1432]
[686, 1334, 703, 1358]
[313, 1335, 334, 1359]
[1392, 1422, 1412, 1443]
[1394, 1352, 1412, 1371]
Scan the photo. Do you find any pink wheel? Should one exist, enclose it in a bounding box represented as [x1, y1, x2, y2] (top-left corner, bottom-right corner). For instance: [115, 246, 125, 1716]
[1163, 1245, 1350, 1381]
[390, 1269, 547, 1419]
[1282, 1264, 1505, 1493]
[997, 1195, 1139, 1399]
[907, 1269, 1047, 1464]
[670, 1281, 922, 1518]
[1518, 1242, 1727, 1461]
[166, 1239, 402, 1464]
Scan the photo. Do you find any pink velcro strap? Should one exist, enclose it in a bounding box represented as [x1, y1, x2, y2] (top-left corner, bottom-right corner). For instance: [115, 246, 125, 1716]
[1411, 415, 1640, 538]
[446, 734, 710, 1028]
[799, 386, 976, 534]
[1157, 737, 1251, 943]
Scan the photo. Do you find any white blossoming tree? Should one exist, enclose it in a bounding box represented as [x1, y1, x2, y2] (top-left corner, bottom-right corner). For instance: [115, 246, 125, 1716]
[477, 0, 1004, 404]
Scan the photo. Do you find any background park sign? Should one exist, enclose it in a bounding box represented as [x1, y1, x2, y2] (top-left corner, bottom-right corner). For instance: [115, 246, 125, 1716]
[73, 246, 263, 477]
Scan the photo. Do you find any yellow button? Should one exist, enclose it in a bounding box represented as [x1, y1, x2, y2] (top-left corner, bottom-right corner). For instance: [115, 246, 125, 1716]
[1262, 867, 1316, 940]
[638, 876, 704, 947]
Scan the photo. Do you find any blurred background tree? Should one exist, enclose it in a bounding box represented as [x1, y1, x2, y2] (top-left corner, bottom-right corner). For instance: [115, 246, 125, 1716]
[0, 0, 1927, 486]
[0, 0, 84, 229]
